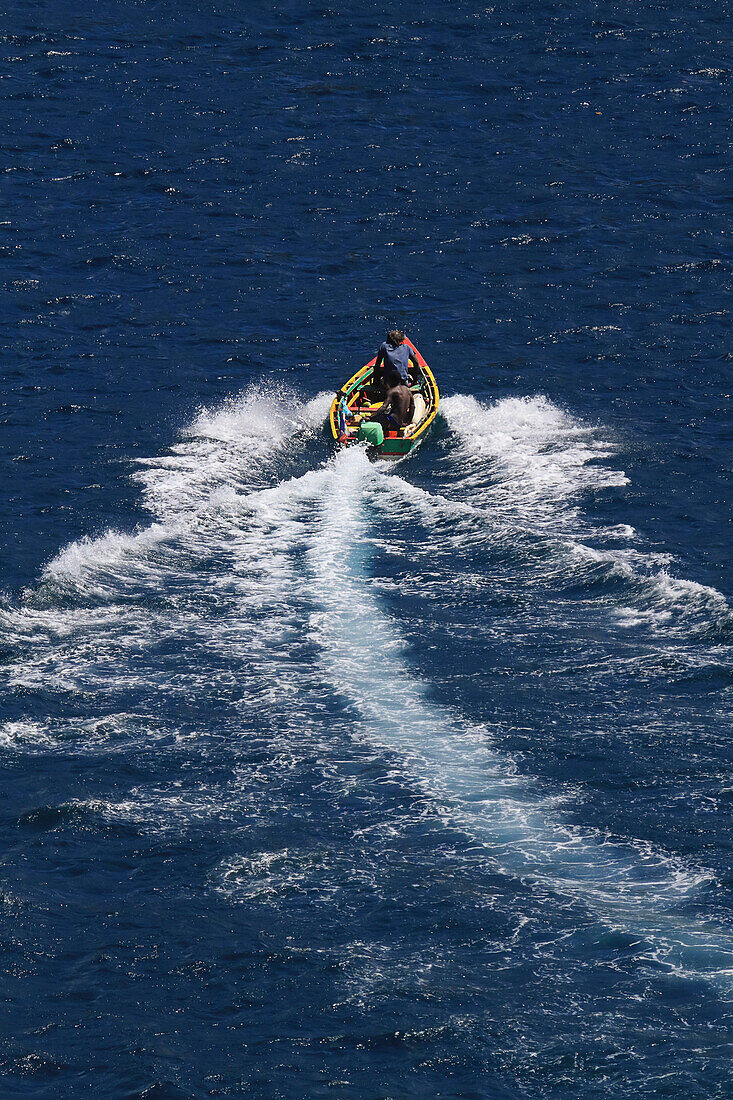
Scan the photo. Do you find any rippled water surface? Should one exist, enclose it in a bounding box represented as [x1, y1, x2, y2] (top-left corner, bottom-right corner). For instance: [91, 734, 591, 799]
[2, 2, 732, 1097]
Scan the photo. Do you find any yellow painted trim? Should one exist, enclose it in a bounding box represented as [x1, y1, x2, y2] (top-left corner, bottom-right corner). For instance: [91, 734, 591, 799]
[328, 363, 373, 440]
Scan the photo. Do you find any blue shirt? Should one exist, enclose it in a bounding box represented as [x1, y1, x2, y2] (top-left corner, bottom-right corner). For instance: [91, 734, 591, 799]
[375, 341, 412, 384]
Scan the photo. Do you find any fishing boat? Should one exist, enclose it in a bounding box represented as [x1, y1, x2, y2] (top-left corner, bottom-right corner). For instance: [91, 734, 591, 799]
[328, 339, 439, 459]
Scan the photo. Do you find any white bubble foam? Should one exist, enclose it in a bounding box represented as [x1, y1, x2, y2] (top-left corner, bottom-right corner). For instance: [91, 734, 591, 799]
[434, 395, 730, 635]
[42, 522, 179, 594]
[306, 451, 733, 994]
[216, 848, 336, 903]
[0, 721, 55, 752]
[441, 394, 628, 531]
[133, 385, 332, 518]
[2, 383, 730, 999]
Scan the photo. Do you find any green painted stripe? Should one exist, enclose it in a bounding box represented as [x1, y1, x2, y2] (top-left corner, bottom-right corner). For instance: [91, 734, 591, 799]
[379, 439, 414, 455]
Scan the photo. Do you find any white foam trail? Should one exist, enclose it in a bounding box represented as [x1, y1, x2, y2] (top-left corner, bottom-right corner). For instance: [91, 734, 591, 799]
[42, 522, 180, 595]
[439, 394, 731, 635]
[0, 721, 55, 752]
[566, 542, 731, 634]
[441, 394, 627, 528]
[307, 450, 733, 993]
[216, 849, 336, 904]
[133, 386, 332, 519]
[1, 387, 333, 699]
[0, 713, 189, 756]
[3, 384, 730, 993]
[32, 387, 331, 601]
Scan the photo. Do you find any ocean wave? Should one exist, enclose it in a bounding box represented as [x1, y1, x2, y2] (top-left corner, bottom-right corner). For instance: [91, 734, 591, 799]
[133, 384, 332, 518]
[440, 394, 628, 531]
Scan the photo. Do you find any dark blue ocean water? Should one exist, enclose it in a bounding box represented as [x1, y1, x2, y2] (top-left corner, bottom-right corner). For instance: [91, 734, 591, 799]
[2, 2, 732, 1096]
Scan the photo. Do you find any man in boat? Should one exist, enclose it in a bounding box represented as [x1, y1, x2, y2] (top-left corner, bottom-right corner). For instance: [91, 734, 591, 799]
[372, 330, 419, 393]
[370, 381, 414, 433]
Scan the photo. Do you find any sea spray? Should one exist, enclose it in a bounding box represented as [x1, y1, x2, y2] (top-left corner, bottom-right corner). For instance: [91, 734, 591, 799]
[307, 447, 733, 993]
[2, 389, 730, 994]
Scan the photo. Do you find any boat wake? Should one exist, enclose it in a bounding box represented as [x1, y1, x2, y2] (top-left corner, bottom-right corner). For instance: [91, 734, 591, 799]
[307, 446, 733, 994]
[2, 386, 731, 998]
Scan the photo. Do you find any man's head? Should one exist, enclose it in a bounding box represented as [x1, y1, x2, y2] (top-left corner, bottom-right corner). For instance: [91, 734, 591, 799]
[386, 329, 405, 346]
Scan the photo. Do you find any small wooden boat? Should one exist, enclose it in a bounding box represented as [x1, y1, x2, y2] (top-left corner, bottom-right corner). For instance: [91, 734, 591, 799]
[328, 339, 439, 459]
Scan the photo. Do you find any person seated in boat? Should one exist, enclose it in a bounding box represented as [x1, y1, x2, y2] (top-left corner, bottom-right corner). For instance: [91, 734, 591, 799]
[372, 330, 419, 394]
[370, 382, 414, 433]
